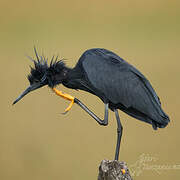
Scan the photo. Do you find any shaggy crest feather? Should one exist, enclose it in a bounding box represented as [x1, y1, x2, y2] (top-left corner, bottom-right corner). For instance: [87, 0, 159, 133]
[27, 48, 66, 87]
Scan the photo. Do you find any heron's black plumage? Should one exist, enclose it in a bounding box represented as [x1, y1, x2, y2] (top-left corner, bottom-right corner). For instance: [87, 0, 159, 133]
[77, 48, 170, 129]
[17, 48, 170, 130]
[13, 47, 170, 160]
[27, 53, 68, 88]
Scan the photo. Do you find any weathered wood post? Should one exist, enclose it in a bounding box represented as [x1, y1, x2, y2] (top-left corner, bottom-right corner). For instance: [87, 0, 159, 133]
[98, 160, 133, 180]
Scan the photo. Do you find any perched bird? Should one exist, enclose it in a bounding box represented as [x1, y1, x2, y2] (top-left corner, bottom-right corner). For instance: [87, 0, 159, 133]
[13, 48, 170, 160]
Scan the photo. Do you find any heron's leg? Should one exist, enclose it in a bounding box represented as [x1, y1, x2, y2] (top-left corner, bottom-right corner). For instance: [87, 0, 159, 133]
[74, 98, 108, 126]
[114, 109, 123, 160]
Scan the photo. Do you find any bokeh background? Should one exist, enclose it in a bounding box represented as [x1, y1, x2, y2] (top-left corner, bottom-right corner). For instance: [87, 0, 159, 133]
[0, 0, 180, 179]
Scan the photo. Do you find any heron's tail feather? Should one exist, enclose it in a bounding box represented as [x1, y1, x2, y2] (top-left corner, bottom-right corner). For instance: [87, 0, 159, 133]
[151, 114, 170, 130]
[118, 104, 170, 130]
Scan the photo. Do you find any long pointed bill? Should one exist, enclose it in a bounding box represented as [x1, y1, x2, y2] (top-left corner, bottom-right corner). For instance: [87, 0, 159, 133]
[13, 83, 45, 105]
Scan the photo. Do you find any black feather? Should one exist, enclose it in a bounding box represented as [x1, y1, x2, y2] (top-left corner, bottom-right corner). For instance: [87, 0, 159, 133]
[27, 49, 66, 88]
[80, 48, 170, 129]
[20, 48, 170, 130]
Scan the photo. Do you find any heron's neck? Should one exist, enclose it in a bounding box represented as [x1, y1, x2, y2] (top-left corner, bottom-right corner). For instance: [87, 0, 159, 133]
[62, 66, 81, 89]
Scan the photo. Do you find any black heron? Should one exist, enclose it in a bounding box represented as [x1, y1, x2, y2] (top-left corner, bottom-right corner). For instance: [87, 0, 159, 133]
[13, 48, 170, 161]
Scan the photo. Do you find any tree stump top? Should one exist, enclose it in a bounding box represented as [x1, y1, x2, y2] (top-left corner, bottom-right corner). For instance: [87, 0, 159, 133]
[98, 160, 133, 180]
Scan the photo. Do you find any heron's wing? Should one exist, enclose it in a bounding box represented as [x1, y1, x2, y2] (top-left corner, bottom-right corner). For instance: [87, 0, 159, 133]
[129, 65, 161, 106]
[81, 49, 167, 122]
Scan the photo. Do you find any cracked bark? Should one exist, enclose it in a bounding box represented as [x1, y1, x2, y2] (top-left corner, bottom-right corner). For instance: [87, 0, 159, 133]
[98, 160, 133, 180]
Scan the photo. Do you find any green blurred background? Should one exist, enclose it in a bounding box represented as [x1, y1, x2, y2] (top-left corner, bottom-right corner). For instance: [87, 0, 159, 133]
[0, 0, 180, 179]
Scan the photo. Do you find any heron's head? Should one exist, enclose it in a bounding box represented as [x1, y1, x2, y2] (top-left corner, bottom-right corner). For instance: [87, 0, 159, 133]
[13, 48, 66, 105]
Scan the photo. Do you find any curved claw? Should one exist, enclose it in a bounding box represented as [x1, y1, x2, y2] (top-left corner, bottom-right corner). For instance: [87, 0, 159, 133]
[61, 111, 68, 115]
[65, 99, 74, 112]
[61, 99, 74, 115]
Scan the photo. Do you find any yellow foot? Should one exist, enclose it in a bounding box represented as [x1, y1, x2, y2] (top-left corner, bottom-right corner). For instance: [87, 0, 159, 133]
[121, 169, 126, 174]
[52, 88, 75, 114]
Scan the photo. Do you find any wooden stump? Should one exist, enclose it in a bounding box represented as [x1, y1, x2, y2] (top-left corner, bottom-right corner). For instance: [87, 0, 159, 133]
[98, 160, 133, 180]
